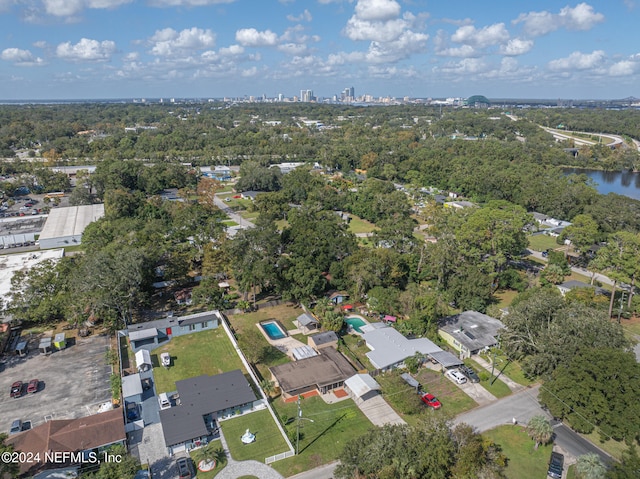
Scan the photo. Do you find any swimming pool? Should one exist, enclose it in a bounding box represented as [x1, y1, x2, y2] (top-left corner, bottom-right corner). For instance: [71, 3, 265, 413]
[260, 321, 287, 340]
[345, 316, 367, 333]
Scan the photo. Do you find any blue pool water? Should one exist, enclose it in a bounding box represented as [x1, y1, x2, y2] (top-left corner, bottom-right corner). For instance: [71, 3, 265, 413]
[345, 316, 367, 333]
[261, 321, 287, 340]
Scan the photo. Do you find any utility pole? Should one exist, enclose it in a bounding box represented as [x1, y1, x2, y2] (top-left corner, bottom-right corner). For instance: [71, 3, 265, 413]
[618, 290, 626, 324]
[295, 395, 314, 455]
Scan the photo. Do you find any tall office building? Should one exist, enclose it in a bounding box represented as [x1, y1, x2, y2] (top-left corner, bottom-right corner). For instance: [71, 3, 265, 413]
[341, 86, 355, 102]
[300, 89, 313, 102]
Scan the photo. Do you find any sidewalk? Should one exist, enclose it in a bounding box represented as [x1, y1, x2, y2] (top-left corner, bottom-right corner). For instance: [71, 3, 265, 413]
[471, 355, 523, 392]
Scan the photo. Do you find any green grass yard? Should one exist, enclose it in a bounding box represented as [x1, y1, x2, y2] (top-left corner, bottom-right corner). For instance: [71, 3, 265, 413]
[527, 234, 561, 252]
[464, 359, 512, 398]
[271, 395, 372, 477]
[151, 327, 245, 393]
[483, 425, 554, 479]
[479, 350, 537, 387]
[347, 215, 377, 235]
[188, 439, 226, 479]
[414, 369, 477, 416]
[220, 409, 290, 462]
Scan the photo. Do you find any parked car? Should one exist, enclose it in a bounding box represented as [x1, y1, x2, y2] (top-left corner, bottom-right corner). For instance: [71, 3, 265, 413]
[459, 365, 480, 383]
[445, 369, 467, 385]
[176, 458, 193, 479]
[420, 392, 442, 409]
[10, 419, 22, 435]
[10, 381, 23, 398]
[27, 379, 39, 394]
[547, 452, 564, 479]
[161, 352, 171, 367]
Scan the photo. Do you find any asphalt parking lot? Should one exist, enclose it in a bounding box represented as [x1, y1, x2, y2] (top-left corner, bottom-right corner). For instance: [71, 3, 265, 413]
[0, 333, 113, 435]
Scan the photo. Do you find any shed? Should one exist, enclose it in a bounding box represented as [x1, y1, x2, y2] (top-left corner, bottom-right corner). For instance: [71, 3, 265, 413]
[39, 337, 52, 355]
[344, 373, 381, 400]
[53, 333, 66, 350]
[15, 340, 28, 357]
[400, 373, 421, 391]
[296, 313, 319, 334]
[308, 331, 339, 351]
[135, 349, 152, 373]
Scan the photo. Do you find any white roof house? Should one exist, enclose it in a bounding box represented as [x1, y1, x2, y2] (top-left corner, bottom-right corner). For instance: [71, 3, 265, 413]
[362, 326, 442, 370]
[38, 204, 105, 249]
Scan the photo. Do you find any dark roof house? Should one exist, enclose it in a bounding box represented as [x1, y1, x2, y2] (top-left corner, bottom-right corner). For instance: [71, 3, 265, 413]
[438, 311, 505, 358]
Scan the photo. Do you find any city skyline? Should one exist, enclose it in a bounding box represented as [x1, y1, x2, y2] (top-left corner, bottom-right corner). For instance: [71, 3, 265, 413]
[0, 1, 638, 100]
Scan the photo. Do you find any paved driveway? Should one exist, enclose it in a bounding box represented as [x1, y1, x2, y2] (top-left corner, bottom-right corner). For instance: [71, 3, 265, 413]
[0, 333, 112, 434]
[358, 393, 405, 427]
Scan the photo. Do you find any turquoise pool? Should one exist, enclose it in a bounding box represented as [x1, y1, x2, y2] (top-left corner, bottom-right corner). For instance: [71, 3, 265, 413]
[261, 321, 287, 340]
[345, 316, 367, 333]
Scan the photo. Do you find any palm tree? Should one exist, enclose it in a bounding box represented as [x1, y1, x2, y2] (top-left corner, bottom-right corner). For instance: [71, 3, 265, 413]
[260, 379, 276, 398]
[200, 442, 227, 470]
[526, 415, 553, 450]
[576, 453, 606, 479]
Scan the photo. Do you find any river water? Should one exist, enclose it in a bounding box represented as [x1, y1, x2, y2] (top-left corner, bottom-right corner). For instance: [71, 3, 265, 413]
[563, 168, 640, 200]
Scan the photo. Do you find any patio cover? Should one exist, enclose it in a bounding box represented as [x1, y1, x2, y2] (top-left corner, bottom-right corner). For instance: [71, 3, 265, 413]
[344, 373, 381, 399]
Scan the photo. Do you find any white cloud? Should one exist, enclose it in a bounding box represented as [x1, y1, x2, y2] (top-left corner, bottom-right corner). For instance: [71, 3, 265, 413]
[278, 43, 308, 55]
[149, 27, 216, 57]
[42, 0, 132, 17]
[354, 0, 401, 22]
[548, 50, 605, 71]
[609, 60, 637, 76]
[148, 0, 236, 6]
[451, 23, 509, 48]
[514, 2, 604, 37]
[235, 28, 279, 47]
[287, 9, 312, 22]
[500, 38, 534, 56]
[241, 66, 258, 77]
[1, 47, 45, 65]
[56, 38, 116, 62]
[344, 16, 407, 42]
[219, 44, 244, 56]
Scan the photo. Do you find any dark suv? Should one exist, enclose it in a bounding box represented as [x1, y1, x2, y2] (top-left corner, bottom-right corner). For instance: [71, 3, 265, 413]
[547, 452, 564, 479]
[459, 365, 480, 383]
[176, 458, 193, 479]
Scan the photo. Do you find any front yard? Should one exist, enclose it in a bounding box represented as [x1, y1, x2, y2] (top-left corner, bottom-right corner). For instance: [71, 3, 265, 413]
[464, 359, 512, 398]
[413, 369, 477, 417]
[483, 425, 554, 479]
[220, 409, 290, 462]
[271, 395, 372, 477]
[151, 327, 245, 393]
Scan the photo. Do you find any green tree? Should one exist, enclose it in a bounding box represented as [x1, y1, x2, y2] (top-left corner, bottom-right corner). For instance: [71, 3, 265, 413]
[576, 453, 606, 479]
[540, 348, 640, 440]
[560, 213, 600, 254]
[539, 263, 567, 286]
[85, 445, 139, 479]
[0, 433, 19, 478]
[607, 445, 640, 479]
[525, 415, 553, 450]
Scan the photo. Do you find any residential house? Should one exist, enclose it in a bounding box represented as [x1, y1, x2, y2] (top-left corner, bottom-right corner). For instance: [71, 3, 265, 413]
[557, 280, 607, 297]
[6, 408, 125, 477]
[269, 348, 355, 400]
[438, 311, 505, 358]
[240, 191, 263, 201]
[296, 312, 319, 334]
[159, 369, 258, 454]
[327, 290, 349, 304]
[361, 326, 442, 371]
[125, 311, 219, 351]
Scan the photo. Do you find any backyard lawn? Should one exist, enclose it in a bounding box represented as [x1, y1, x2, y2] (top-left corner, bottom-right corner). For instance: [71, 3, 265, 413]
[220, 409, 290, 462]
[527, 234, 561, 252]
[347, 215, 377, 235]
[414, 369, 477, 417]
[483, 425, 554, 479]
[339, 334, 373, 370]
[271, 395, 372, 477]
[151, 327, 245, 393]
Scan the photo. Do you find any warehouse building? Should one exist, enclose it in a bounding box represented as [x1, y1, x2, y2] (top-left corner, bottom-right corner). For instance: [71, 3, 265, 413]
[38, 204, 104, 249]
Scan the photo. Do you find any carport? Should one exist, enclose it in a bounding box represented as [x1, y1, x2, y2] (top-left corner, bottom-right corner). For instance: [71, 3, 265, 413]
[429, 350, 463, 370]
[345, 373, 381, 401]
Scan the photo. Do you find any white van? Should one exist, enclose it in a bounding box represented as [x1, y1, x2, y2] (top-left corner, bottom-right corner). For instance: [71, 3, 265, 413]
[159, 393, 171, 410]
[445, 369, 468, 385]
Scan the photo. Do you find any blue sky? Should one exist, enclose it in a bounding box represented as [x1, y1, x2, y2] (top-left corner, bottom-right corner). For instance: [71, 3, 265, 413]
[0, 0, 638, 100]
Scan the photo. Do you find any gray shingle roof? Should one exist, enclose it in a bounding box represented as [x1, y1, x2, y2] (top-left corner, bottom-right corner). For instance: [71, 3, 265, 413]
[439, 311, 504, 353]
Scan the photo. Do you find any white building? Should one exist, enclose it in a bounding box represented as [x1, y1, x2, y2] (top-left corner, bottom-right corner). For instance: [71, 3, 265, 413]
[38, 204, 105, 249]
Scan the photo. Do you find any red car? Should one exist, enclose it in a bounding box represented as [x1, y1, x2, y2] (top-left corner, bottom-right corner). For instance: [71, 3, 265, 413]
[27, 379, 39, 394]
[10, 381, 23, 398]
[420, 392, 442, 409]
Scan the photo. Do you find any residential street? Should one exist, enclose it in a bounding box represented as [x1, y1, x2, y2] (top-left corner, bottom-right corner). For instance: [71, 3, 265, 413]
[213, 193, 255, 234]
[527, 249, 615, 286]
[552, 421, 613, 466]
